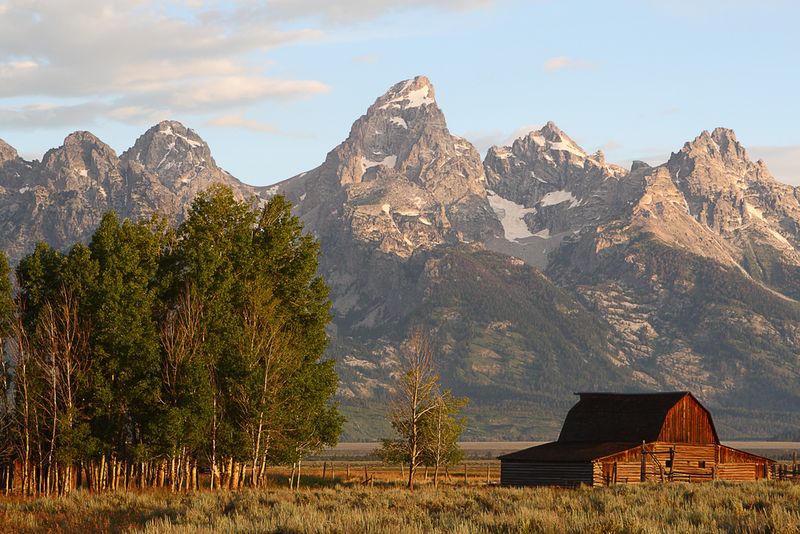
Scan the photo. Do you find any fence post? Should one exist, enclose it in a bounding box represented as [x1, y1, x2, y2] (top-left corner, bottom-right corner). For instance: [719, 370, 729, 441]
[640, 441, 646, 482]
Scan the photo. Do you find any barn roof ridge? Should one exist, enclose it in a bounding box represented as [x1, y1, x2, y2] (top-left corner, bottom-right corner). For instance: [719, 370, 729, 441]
[572, 391, 690, 396]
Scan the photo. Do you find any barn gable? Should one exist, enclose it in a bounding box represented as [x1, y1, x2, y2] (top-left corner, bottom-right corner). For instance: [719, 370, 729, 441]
[557, 392, 719, 444]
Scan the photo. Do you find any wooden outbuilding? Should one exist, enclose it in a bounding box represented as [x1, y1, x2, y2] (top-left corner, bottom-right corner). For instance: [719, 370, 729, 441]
[499, 392, 774, 487]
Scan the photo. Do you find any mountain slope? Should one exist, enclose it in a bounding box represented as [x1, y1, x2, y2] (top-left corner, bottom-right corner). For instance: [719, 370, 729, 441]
[486, 124, 800, 438]
[1, 77, 799, 440]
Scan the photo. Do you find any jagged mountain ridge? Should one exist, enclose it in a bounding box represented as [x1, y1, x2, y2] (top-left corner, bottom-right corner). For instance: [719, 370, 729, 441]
[267, 77, 800, 439]
[0, 121, 253, 264]
[1, 76, 799, 440]
[483, 122, 800, 438]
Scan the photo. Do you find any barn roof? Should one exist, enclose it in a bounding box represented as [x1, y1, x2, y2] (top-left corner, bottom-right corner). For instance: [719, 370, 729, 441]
[499, 441, 638, 462]
[557, 392, 708, 443]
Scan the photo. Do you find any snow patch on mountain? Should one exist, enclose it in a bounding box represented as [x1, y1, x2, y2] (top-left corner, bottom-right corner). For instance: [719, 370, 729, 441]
[380, 84, 434, 110]
[361, 155, 397, 177]
[390, 117, 408, 129]
[487, 190, 536, 241]
[160, 124, 203, 148]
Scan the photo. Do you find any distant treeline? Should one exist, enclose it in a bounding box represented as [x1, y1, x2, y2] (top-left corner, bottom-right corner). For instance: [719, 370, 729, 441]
[0, 185, 342, 496]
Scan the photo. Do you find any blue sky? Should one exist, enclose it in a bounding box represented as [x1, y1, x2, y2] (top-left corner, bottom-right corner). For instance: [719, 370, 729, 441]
[1, 0, 798, 185]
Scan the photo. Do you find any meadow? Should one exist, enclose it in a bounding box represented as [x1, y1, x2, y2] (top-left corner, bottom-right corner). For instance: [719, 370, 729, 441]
[1, 474, 799, 533]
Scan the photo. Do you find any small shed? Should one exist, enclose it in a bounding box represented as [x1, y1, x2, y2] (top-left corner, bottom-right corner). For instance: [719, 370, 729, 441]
[500, 392, 774, 487]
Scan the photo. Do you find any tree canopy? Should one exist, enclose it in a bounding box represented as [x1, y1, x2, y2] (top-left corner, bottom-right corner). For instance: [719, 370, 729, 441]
[0, 185, 342, 496]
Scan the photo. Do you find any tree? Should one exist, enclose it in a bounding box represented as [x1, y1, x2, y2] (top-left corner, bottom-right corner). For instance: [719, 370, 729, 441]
[0, 185, 342, 495]
[420, 391, 467, 487]
[379, 327, 440, 489]
[159, 282, 208, 491]
[85, 213, 165, 468]
[34, 286, 90, 495]
[0, 253, 15, 492]
[165, 185, 341, 488]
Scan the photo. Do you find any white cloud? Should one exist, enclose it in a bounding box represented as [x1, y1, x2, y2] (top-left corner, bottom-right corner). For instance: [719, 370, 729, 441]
[0, 102, 110, 129]
[749, 145, 800, 186]
[206, 114, 280, 134]
[232, 0, 495, 24]
[0, 0, 498, 131]
[0, 1, 328, 128]
[543, 56, 596, 72]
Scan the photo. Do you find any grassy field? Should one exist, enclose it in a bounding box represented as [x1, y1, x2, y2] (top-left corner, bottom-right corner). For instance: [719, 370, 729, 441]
[1, 479, 799, 533]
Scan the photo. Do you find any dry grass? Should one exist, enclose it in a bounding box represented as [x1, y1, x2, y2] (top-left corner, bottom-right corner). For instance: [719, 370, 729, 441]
[1, 479, 799, 533]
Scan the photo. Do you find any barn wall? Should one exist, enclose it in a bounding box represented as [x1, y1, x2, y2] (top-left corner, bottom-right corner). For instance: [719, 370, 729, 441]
[500, 461, 593, 487]
[718, 445, 772, 480]
[658, 395, 717, 444]
[598, 442, 773, 483]
[716, 464, 757, 481]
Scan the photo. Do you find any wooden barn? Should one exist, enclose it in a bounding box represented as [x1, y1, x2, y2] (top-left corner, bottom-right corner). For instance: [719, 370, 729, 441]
[500, 392, 775, 487]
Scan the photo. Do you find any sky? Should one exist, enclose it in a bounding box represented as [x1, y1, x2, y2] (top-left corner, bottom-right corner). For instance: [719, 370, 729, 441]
[1, 0, 798, 186]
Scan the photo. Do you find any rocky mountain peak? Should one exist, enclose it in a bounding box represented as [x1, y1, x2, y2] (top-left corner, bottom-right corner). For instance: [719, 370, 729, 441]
[122, 120, 212, 173]
[679, 127, 749, 167]
[118, 120, 229, 201]
[50, 130, 116, 159]
[40, 131, 120, 185]
[372, 76, 436, 112]
[0, 139, 19, 165]
[274, 76, 499, 260]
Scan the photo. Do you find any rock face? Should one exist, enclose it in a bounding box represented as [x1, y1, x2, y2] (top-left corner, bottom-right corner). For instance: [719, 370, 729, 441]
[1, 77, 799, 440]
[276, 76, 500, 258]
[485, 122, 800, 438]
[482, 122, 635, 267]
[0, 121, 253, 263]
[121, 121, 252, 221]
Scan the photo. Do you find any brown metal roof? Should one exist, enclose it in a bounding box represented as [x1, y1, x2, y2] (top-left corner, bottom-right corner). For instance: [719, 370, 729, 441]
[499, 441, 639, 462]
[558, 392, 691, 443]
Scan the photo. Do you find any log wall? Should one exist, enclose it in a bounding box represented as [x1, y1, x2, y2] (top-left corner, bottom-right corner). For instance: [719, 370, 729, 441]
[594, 442, 772, 485]
[500, 461, 593, 487]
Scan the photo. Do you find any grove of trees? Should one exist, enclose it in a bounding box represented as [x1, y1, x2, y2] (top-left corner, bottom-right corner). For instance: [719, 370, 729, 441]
[0, 185, 342, 496]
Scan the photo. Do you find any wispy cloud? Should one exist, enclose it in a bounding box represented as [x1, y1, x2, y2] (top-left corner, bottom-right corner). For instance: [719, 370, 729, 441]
[206, 114, 281, 134]
[239, 0, 495, 24]
[0, 1, 328, 129]
[0, 102, 109, 129]
[543, 56, 596, 72]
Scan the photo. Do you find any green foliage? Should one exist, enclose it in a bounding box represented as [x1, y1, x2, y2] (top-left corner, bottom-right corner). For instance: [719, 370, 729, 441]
[0, 252, 12, 336]
[379, 329, 468, 488]
[3, 185, 342, 489]
[419, 391, 468, 469]
[164, 185, 341, 465]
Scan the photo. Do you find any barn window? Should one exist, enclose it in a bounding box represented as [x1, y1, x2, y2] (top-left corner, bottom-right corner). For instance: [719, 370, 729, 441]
[665, 460, 672, 468]
[699, 461, 706, 468]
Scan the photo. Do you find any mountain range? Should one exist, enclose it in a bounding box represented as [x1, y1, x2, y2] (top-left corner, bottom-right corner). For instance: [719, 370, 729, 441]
[2, 76, 798, 441]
